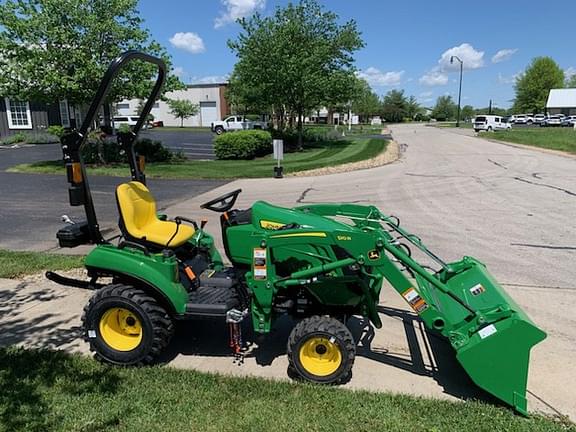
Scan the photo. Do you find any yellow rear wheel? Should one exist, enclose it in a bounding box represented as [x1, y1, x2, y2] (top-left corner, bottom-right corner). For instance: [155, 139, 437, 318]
[99, 307, 143, 352]
[299, 337, 342, 377]
[83, 284, 174, 365]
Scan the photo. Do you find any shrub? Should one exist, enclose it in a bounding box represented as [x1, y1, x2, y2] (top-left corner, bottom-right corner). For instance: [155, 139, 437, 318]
[270, 127, 338, 151]
[214, 130, 272, 160]
[22, 132, 59, 144]
[81, 135, 176, 164]
[47, 125, 66, 138]
[0, 132, 27, 145]
[134, 138, 174, 162]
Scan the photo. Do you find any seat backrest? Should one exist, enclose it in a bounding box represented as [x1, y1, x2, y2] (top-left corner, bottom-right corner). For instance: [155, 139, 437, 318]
[116, 182, 157, 237]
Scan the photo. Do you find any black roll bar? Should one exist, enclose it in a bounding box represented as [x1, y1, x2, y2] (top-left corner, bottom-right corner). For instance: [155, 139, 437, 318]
[61, 51, 167, 244]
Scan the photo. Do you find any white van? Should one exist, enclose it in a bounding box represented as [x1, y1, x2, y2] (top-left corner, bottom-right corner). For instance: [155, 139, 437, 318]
[473, 115, 512, 132]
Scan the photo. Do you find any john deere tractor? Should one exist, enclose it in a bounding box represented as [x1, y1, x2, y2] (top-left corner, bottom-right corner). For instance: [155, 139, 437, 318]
[48, 51, 546, 415]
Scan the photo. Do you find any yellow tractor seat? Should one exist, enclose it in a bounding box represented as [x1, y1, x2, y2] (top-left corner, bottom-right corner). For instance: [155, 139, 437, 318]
[116, 181, 195, 248]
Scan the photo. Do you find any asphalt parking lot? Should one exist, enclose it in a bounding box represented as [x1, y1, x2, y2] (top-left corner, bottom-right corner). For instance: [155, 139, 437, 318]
[140, 129, 215, 159]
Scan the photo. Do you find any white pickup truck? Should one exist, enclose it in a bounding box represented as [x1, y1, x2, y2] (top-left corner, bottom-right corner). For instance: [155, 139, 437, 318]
[210, 116, 268, 135]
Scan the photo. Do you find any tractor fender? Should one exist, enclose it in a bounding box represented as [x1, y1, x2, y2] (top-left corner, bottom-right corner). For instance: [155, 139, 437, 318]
[86, 266, 180, 316]
[85, 245, 188, 315]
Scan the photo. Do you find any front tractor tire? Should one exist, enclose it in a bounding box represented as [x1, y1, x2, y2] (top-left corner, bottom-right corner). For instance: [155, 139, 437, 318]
[81, 284, 174, 366]
[287, 316, 355, 385]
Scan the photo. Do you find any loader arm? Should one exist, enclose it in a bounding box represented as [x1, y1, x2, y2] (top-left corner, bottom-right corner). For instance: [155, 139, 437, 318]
[295, 203, 546, 415]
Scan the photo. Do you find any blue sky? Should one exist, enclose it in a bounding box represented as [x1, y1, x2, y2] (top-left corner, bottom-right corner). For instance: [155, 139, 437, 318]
[138, 0, 576, 109]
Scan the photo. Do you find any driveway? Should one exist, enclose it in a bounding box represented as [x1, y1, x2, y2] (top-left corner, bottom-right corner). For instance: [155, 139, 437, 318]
[2, 124, 575, 419]
[0, 144, 226, 251]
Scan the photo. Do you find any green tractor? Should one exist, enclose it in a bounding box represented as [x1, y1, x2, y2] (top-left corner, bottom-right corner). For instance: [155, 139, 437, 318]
[48, 51, 546, 415]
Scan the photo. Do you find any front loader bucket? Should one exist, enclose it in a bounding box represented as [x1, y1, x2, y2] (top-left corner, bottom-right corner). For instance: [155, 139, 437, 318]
[456, 314, 546, 415]
[412, 258, 546, 415]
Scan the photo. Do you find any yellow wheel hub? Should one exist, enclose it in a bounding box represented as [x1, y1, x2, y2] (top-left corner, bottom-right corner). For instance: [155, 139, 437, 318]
[99, 307, 143, 352]
[299, 336, 342, 377]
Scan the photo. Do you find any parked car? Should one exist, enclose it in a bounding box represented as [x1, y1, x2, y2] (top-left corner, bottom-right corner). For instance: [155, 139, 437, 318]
[561, 115, 576, 127]
[513, 114, 534, 125]
[473, 115, 512, 132]
[540, 114, 565, 127]
[533, 114, 546, 124]
[112, 116, 139, 128]
[211, 116, 269, 135]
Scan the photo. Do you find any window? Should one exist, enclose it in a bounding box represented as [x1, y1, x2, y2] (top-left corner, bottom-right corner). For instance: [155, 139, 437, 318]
[116, 103, 130, 110]
[59, 100, 70, 128]
[5, 98, 32, 129]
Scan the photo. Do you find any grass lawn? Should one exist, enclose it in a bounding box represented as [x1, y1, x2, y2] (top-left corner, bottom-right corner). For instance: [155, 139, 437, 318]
[491, 128, 576, 154]
[0, 347, 571, 432]
[9, 137, 387, 180]
[0, 249, 83, 279]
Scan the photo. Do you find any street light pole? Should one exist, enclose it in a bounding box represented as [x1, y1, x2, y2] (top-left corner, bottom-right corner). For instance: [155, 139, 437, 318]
[450, 55, 463, 127]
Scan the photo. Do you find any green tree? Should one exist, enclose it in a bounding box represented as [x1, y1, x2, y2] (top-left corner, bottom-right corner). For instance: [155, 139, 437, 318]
[566, 73, 576, 88]
[228, 0, 364, 147]
[381, 90, 407, 123]
[405, 95, 421, 120]
[0, 0, 182, 108]
[461, 105, 475, 121]
[432, 96, 456, 121]
[513, 57, 564, 113]
[351, 78, 381, 123]
[167, 99, 199, 127]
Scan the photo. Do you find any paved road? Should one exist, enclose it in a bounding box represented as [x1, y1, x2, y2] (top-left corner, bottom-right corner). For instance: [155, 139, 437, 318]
[0, 144, 226, 250]
[140, 129, 215, 160]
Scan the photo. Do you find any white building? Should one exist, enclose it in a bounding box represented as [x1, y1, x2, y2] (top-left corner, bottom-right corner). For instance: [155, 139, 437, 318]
[546, 88, 576, 116]
[116, 83, 230, 127]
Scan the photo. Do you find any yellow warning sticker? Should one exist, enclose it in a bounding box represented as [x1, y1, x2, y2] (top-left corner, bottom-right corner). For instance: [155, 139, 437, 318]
[260, 220, 285, 230]
[402, 287, 429, 314]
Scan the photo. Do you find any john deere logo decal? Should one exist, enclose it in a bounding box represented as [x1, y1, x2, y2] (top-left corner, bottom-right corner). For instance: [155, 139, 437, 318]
[368, 250, 380, 260]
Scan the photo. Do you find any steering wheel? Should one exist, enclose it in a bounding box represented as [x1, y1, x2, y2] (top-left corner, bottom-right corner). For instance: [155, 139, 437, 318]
[200, 189, 242, 213]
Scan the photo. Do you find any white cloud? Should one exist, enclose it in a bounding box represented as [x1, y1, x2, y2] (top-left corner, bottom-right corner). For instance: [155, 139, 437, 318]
[419, 43, 484, 86]
[419, 69, 448, 86]
[191, 75, 230, 84]
[438, 43, 484, 71]
[565, 67, 576, 79]
[356, 67, 404, 86]
[498, 72, 521, 85]
[172, 66, 185, 77]
[419, 91, 433, 97]
[492, 48, 518, 63]
[214, 0, 265, 28]
[169, 32, 205, 54]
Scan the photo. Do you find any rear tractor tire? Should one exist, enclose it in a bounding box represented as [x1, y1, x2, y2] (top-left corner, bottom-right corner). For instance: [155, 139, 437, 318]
[287, 316, 355, 385]
[81, 284, 174, 366]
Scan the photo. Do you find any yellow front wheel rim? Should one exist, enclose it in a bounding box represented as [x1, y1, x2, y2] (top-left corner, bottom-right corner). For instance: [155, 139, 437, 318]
[99, 307, 143, 352]
[299, 336, 342, 377]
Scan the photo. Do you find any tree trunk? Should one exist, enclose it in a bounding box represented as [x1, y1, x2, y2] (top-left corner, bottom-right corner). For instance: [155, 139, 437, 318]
[180, 117, 183, 128]
[297, 108, 303, 151]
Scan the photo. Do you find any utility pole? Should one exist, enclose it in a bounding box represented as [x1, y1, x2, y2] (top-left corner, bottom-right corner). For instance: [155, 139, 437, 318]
[450, 55, 463, 127]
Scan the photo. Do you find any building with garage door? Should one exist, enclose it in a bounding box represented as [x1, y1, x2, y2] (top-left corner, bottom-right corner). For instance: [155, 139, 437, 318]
[546, 88, 576, 115]
[116, 82, 230, 127]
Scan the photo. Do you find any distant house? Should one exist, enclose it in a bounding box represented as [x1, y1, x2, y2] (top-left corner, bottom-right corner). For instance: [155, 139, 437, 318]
[116, 83, 230, 127]
[0, 97, 83, 137]
[546, 88, 576, 115]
